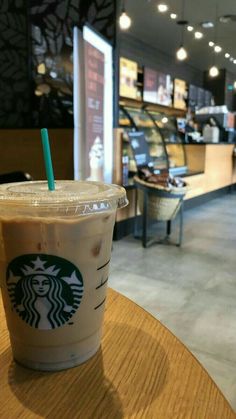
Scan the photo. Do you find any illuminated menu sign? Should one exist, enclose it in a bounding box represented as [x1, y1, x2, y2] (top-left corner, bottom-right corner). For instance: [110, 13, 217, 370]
[188, 84, 198, 110]
[119, 57, 138, 99]
[84, 41, 105, 181]
[173, 79, 187, 110]
[197, 87, 205, 109]
[73, 25, 113, 183]
[143, 67, 172, 106]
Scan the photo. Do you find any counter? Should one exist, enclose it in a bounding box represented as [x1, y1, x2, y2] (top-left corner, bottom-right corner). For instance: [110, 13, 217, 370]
[115, 143, 236, 237]
[184, 143, 236, 199]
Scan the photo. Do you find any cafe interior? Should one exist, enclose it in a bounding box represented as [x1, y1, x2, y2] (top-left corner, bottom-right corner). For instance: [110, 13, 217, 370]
[0, 0, 236, 417]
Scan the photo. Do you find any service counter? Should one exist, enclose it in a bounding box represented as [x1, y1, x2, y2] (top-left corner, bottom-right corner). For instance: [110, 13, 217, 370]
[184, 143, 236, 199]
[115, 143, 236, 236]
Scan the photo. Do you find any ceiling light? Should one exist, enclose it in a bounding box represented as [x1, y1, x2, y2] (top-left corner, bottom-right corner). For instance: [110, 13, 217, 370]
[219, 14, 236, 23]
[234, 81, 236, 89]
[194, 31, 203, 39]
[209, 41, 214, 47]
[234, 60, 236, 64]
[225, 53, 230, 58]
[161, 117, 169, 124]
[170, 13, 177, 19]
[157, 3, 168, 13]
[119, 11, 132, 30]
[209, 66, 219, 77]
[187, 25, 194, 32]
[176, 46, 188, 61]
[37, 63, 46, 75]
[214, 45, 222, 53]
[230, 57, 234, 62]
[201, 21, 214, 28]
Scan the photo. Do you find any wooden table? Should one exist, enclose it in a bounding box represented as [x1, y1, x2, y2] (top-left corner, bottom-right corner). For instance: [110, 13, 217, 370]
[0, 289, 235, 419]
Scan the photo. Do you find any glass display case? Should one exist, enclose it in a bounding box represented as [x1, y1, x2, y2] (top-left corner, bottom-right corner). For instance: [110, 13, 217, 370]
[122, 106, 168, 172]
[147, 110, 187, 175]
[119, 107, 137, 182]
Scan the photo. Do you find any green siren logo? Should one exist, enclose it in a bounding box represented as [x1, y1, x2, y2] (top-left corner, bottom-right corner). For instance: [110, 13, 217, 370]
[6, 254, 84, 330]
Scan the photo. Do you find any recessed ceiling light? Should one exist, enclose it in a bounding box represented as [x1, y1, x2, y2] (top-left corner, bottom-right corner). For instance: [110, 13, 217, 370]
[230, 57, 234, 62]
[194, 31, 203, 39]
[234, 81, 236, 89]
[214, 45, 222, 53]
[234, 60, 236, 64]
[225, 53, 230, 58]
[219, 14, 236, 23]
[170, 13, 177, 19]
[187, 25, 194, 31]
[209, 41, 214, 47]
[157, 3, 168, 13]
[201, 21, 214, 28]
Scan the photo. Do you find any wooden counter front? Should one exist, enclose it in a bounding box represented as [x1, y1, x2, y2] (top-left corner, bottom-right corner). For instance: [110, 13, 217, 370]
[184, 144, 235, 200]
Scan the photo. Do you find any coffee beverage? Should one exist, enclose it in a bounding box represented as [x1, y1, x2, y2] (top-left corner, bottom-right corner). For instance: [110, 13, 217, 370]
[0, 181, 127, 371]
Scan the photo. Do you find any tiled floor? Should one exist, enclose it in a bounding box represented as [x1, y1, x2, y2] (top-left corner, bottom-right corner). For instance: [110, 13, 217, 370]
[110, 192, 236, 411]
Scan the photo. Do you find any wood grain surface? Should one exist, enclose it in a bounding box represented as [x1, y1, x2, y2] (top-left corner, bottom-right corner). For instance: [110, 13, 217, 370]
[0, 289, 235, 419]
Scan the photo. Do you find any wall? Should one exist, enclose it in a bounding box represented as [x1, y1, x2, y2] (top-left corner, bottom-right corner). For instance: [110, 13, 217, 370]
[118, 33, 203, 87]
[0, 129, 73, 180]
[0, 0, 116, 128]
[0, 0, 30, 128]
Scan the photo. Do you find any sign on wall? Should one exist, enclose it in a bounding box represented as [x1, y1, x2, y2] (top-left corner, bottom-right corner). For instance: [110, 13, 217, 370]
[173, 79, 187, 110]
[84, 41, 105, 181]
[73, 25, 113, 183]
[143, 67, 172, 106]
[119, 57, 138, 99]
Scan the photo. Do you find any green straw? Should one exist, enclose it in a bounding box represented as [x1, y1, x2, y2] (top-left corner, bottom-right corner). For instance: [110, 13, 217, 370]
[41, 128, 55, 191]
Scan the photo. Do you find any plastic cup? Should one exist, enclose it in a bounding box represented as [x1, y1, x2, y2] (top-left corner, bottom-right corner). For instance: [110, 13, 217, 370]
[0, 180, 127, 371]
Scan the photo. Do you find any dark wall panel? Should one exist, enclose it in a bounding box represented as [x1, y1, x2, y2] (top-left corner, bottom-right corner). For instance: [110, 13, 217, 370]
[0, 0, 116, 128]
[0, 0, 30, 128]
[31, 0, 116, 128]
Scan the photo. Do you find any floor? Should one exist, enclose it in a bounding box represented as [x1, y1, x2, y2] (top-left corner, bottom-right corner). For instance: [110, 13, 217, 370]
[109, 192, 236, 411]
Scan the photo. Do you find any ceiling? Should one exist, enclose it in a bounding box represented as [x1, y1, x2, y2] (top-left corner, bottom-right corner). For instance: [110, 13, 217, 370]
[122, 0, 236, 75]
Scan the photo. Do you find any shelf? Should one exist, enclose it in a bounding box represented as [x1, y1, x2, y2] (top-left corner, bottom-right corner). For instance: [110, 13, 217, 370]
[119, 97, 187, 117]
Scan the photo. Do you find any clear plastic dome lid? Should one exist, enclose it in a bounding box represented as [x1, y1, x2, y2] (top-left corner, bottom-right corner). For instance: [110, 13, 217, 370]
[0, 181, 128, 217]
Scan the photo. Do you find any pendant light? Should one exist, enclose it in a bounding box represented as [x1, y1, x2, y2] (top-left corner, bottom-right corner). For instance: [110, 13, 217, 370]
[177, 46, 188, 61]
[209, 66, 219, 77]
[209, 2, 219, 77]
[176, 0, 188, 61]
[119, 0, 132, 30]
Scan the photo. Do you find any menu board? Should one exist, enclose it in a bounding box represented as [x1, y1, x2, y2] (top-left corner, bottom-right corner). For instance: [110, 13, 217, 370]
[119, 57, 138, 99]
[204, 90, 212, 107]
[143, 67, 172, 106]
[173, 79, 187, 110]
[197, 87, 205, 109]
[128, 131, 152, 168]
[188, 84, 198, 110]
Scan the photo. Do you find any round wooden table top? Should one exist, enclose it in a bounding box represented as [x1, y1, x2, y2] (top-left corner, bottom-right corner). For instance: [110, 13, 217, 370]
[0, 289, 235, 419]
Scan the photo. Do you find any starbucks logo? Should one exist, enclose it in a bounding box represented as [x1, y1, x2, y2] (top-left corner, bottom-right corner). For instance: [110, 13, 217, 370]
[6, 254, 84, 330]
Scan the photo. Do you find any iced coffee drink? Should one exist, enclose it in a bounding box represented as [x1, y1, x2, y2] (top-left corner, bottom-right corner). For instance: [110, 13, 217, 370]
[0, 180, 127, 371]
